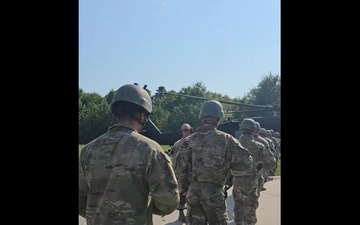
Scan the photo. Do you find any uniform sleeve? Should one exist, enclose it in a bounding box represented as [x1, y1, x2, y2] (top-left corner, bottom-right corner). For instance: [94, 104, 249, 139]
[79, 158, 88, 217]
[169, 142, 179, 164]
[147, 148, 180, 216]
[228, 136, 254, 175]
[174, 143, 191, 193]
[261, 144, 277, 171]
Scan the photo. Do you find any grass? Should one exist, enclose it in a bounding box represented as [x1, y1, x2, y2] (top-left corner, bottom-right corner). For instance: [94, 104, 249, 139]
[78, 144, 280, 176]
[79, 144, 84, 156]
[274, 159, 281, 176]
[161, 145, 171, 153]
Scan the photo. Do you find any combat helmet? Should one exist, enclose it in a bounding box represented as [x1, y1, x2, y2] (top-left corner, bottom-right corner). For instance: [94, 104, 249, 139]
[198, 100, 224, 119]
[254, 122, 261, 131]
[259, 128, 267, 135]
[110, 83, 152, 115]
[266, 130, 272, 137]
[273, 132, 280, 138]
[239, 118, 256, 131]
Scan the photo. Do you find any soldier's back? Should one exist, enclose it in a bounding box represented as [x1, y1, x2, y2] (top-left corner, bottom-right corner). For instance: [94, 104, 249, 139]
[187, 127, 233, 185]
[80, 125, 172, 225]
[239, 134, 264, 161]
[254, 135, 270, 148]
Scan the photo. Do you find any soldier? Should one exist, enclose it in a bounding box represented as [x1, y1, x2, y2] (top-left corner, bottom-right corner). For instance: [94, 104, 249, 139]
[169, 123, 192, 164]
[266, 130, 280, 176]
[268, 130, 280, 156]
[273, 131, 281, 140]
[259, 128, 276, 176]
[169, 123, 193, 223]
[268, 130, 280, 160]
[273, 132, 281, 158]
[175, 100, 254, 225]
[79, 83, 179, 225]
[253, 122, 275, 192]
[234, 118, 276, 225]
[273, 131, 281, 142]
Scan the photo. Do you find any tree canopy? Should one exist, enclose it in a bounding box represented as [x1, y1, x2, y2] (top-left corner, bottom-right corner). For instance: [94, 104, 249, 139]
[79, 72, 280, 144]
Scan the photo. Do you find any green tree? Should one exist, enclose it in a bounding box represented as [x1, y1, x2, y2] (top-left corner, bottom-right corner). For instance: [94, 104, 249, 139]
[78, 75, 281, 143]
[243, 72, 280, 117]
[79, 88, 114, 144]
[104, 89, 116, 105]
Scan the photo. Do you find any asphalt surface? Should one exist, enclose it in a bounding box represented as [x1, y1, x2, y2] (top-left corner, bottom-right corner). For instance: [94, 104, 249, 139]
[79, 176, 280, 225]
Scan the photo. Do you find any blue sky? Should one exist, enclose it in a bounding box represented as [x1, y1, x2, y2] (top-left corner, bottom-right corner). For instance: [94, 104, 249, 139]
[79, 0, 280, 99]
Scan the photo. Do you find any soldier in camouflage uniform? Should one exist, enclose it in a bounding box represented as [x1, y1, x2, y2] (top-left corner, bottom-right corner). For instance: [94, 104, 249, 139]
[259, 128, 276, 176]
[267, 130, 280, 174]
[175, 100, 254, 225]
[273, 132, 281, 158]
[169, 123, 192, 222]
[169, 123, 192, 164]
[273, 132, 280, 142]
[253, 122, 275, 192]
[79, 83, 179, 225]
[233, 118, 276, 225]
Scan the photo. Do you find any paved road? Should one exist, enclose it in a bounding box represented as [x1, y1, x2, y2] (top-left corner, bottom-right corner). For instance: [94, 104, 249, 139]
[79, 176, 280, 225]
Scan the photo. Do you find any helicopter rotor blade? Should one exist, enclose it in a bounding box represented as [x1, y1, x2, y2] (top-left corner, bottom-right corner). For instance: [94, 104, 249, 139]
[165, 92, 279, 110]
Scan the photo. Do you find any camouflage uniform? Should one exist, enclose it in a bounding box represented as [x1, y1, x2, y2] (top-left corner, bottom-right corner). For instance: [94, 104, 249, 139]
[267, 130, 280, 174]
[175, 100, 254, 225]
[273, 132, 281, 157]
[170, 123, 192, 223]
[169, 124, 192, 164]
[233, 119, 276, 225]
[253, 123, 275, 194]
[259, 128, 277, 176]
[170, 138, 185, 165]
[79, 84, 179, 225]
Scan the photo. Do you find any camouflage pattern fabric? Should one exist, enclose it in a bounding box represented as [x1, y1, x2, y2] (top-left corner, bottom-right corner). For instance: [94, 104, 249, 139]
[268, 136, 281, 174]
[239, 134, 276, 172]
[232, 175, 258, 225]
[170, 138, 187, 218]
[253, 135, 270, 153]
[169, 138, 185, 165]
[253, 134, 273, 193]
[263, 137, 275, 154]
[175, 125, 254, 225]
[79, 122, 179, 225]
[234, 133, 276, 225]
[263, 137, 277, 176]
[269, 136, 280, 157]
[186, 181, 228, 225]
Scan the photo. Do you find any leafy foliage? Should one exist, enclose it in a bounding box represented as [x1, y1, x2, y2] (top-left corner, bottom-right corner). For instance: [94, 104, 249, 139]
[79, 89, 114, 144]
[78, 74, 280, 144]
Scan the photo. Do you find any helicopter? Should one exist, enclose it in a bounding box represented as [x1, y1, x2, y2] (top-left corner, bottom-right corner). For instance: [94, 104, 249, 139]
[141, 86, 280, 146]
